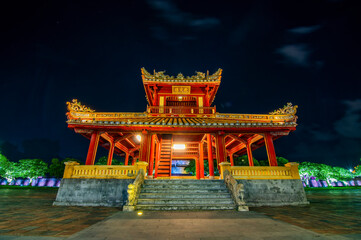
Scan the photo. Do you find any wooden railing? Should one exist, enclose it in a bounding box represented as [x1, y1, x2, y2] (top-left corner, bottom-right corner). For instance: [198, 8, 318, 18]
[147, 106, 216, 115]
[63, 161, 148, 179]
[219, 162, 300, 180]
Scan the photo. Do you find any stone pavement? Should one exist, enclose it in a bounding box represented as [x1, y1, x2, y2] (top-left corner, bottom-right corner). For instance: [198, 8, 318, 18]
[1, 188, 361, 239]
[66, 211, 347, 240]
[0, 188, 118, 237]
[253, 189, 361, 237]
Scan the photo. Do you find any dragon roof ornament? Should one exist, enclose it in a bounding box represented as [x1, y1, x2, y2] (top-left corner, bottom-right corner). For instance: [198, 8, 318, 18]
[66, 99, 95, 113]
[269, 103, 298, 115]
[141, 67, 222, 83]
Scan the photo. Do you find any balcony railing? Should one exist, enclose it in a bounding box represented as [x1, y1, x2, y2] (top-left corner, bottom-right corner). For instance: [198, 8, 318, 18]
[147, 106, 216, 115]
[219, 162, 301, 180]
[63, 161, 148, 179]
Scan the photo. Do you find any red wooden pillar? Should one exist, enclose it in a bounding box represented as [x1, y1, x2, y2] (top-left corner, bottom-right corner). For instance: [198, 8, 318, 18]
[196, 157, 200, 179]
[229, 153, 234, 166]
[246, 141, 254, 166]
[124, 152, 129, 165]
[154, 137, 162, 179]
[215, 132, 226, 165]
[264, 133, 278, 166]
[148, 134, 156, 176]
[199, 142, 205, 179]
[206, 134, 214, 178]
[139, 131, 150, 163]
[85, 131, 100, 165]
[107, 140, 115, 165]
[132, 157, 136, 165]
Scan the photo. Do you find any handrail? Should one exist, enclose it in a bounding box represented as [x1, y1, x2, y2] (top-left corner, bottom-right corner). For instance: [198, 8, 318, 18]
[63, 161, 148, 179]
[123, 168, 146, 211]
[219, 162, 300, 180]
[223, 169, 249, 211]
[147, 106, 216, 115]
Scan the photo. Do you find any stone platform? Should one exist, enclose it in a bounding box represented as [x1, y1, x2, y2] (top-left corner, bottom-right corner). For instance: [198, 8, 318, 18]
[53, 178, 308, 208]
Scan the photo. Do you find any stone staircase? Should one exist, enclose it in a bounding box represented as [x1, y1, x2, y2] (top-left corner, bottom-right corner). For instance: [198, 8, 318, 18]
[136, 180, 236, 210]
[156, 138, 172, 177]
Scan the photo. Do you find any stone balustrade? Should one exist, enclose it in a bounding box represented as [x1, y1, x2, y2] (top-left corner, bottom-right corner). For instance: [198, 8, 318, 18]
[63, 161, 148, 179]
[219, 162, 301, 180]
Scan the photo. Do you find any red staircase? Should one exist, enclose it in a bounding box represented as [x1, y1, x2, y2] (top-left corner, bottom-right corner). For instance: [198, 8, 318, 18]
[157, 136, 172, 177]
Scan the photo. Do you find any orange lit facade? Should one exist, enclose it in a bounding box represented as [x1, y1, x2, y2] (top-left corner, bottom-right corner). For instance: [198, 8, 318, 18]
[66, 68, 298, 179]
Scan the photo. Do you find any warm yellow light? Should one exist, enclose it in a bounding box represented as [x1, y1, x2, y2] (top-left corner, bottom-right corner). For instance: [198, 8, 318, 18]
[137, 211, 143, 216]
[172, 144, 186, 150]
[136, 135, 141, 141]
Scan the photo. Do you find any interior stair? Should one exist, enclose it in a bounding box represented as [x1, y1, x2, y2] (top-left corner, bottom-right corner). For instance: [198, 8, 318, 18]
[136, 180, 236, 210]
[157, 138, 172, 177]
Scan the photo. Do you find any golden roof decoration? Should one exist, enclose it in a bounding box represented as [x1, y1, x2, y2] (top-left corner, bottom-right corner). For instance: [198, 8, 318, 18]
[269, 103, 298, 115]
[141, 67, 222, 82]
[66, 99, 95, 113]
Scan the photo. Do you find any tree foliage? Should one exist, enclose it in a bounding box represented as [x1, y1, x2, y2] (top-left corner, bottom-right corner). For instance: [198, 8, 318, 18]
[298, 162, 354, 186]
[0, 153, 17, 182]
[184, 159, 219, 176]
[95, 156, 123, 165]
[15, 159, 48, 181]
[48, 158, 79, 178]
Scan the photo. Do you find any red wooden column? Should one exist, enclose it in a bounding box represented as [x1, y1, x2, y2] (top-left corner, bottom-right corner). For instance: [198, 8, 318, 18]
[264, 133, 278, 166]
[85, 131, 100, 165]
[229, 153, 234, 166]
[148, 134, 156, 176]
[154, 137, 162, 179]
[139, 130, 150, 163]
[106, 140, 115, 165]
[124, 152, 130, 165]
[199, 142, 205, 179]
[206, 134, 214, 178]
[246, 140, 254, 166]
[215, 132, 226, 165]
[195, 157, 200, 179]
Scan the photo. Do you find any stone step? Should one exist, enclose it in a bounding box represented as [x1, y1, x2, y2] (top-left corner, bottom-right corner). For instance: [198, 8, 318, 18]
[141, 188, 229, 193]
[139, 192, 231, 199]
[137, 198, 234, 205]
[144, 180, 223, 184]
[136, 204, 236, 211]
[142, 184, 225, 189]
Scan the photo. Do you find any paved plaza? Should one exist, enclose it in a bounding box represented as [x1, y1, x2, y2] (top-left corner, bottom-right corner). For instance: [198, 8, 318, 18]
[0, 188, 360, 239]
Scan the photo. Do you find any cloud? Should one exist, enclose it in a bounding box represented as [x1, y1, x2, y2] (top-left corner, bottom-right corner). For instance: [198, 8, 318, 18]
[309, 129, 337, 142]
[288, 25, 321, 34]
[146, 0, 220, 42]
[276, 44, 312, 66]
[147, 0, 220, 28]
[334, 99, 361, 139]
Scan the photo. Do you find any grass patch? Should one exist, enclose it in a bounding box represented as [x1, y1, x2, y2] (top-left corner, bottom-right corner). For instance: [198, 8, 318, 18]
[0, 185, 58, 190]
[305, 186, 361, 191]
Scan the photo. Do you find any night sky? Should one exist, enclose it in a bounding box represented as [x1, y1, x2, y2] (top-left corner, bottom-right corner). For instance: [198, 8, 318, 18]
[1, 0, 361, 168]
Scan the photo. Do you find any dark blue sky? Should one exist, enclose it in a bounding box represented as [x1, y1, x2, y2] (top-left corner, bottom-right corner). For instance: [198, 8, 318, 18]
[1, 0, 361, 168]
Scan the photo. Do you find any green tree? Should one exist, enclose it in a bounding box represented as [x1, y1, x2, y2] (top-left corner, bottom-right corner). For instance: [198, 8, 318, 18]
[0, 153, 17, 182]
[234, 155, 260, 166]
[298, 162, 321, 186]
[48, 157, 81, 178]
[276, 157, 289, 166]
[332, 167, 354, 181]
[48, 158, 64, 178]
[184, 159, 220, 176]
[16, 159, 48, 182]
[95, 156, 123, 165]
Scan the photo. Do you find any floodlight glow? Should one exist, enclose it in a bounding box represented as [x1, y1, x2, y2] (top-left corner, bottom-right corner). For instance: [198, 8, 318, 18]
[137, 211, 143, 216]
[349, 169, 353, 172]
[173, 144, 186, 150]
[136, 135, 141, 141]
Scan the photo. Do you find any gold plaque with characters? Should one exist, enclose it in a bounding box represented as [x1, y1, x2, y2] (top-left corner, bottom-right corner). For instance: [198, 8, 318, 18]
[172, 86, 191, 94]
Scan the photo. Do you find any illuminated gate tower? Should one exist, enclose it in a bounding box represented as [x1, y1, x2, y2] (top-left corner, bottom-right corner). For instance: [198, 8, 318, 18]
[66, 68, 298, 179]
